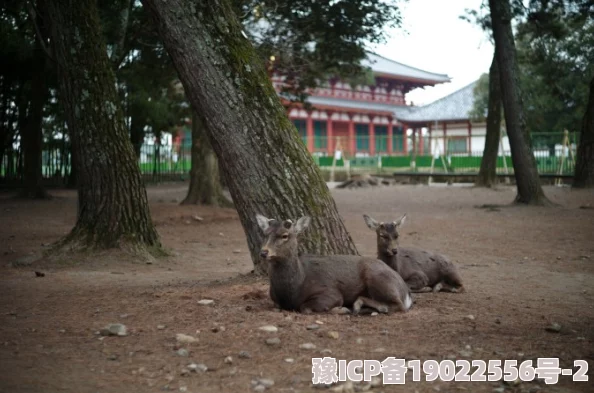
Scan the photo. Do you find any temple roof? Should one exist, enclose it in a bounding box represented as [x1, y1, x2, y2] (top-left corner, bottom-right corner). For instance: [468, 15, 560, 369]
[363, 52, 451, 84]
[394, 81, 478, 123]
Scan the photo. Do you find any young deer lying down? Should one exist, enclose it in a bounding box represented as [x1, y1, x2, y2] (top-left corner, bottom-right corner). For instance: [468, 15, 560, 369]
[363, 214, 464, 293]
[256, 214, 413, 315]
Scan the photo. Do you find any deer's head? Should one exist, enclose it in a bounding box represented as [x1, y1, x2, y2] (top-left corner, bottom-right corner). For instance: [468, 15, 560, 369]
[256, 214, 311, 262]
[363, 214, 407, 257]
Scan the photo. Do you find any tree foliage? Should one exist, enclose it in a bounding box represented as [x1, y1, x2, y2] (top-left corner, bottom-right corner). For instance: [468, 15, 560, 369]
[234, 0, 402, 100]
[466, 0, 594, 138]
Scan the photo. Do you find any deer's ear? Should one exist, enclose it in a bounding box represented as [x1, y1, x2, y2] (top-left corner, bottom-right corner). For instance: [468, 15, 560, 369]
[363, 214, 380, 230]
[393, 214, 407, 228]
[294, 216, 311, 234]
[256, 214, 271, 232]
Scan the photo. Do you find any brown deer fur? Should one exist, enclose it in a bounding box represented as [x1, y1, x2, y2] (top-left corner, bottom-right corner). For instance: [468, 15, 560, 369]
[256, 214, 413, 314]
[363, 214, 464, 293]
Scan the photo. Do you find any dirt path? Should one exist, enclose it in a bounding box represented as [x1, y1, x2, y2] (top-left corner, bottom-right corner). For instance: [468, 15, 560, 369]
[0, 184, 593, 393]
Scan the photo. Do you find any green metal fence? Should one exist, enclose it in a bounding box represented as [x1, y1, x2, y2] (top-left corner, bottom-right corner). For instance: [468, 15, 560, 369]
[0, 131, 579, 185]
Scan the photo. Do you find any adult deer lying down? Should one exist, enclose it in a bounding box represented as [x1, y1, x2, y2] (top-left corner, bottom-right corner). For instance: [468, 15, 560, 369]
[256, 214, 413, 315]
[363, 214, 464, 293]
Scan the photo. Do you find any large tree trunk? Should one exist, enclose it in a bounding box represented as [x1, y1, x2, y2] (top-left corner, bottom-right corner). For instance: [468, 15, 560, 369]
[20, 34, 51, 199]
[573, 76, 594, 188]
[45, 0, 161, 254]
[476, 50, 502, 188]
[142, 0, 358, 274]
[489, 0, 550, 205]
[181, 111, 232, 206]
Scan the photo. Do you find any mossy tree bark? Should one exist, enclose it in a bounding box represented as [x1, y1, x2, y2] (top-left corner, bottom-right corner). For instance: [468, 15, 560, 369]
[476, 50, 502, 188]
[573, 76, 594, 188]
[489, 0, 550, 205]
[181, 111, 232, 207]
[142, 0, 358, 274]
[45, 0, 161, 253]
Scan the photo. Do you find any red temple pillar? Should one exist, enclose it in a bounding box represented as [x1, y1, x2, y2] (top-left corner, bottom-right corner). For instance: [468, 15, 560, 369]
[306, 111, 314, 152]
[369, 116, 375, 156]
[443, 122, 448, 155]
[387, 118, 393, 155]
[326, 111, 334, 155]
[402, 124, 408, 154]
[428, 125, 432, 155]
[348, 113, 356, 156]
[419, 128, 424, 155]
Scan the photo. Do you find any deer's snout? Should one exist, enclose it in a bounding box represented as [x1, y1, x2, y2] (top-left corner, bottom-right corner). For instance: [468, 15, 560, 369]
[260, 249, 269, 259]
[391, 248, 398, 255]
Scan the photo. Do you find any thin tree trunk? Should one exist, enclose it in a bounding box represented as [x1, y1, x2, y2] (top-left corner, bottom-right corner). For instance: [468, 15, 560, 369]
[573, 76, 594, 188]
[45, 0, 161, 254]
[20, 35, 51, 199]
[181, 110, 232, 206]
[476, 50, 502, 188]
[142, 0, 358, 274]
[130, 117, 144, 158]
[489, 0, 550, 205]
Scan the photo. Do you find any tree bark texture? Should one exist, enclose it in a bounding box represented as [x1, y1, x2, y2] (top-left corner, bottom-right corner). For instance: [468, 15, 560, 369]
[573, 76, 594, 188]
[20, 32, 50, 199]
[142, 0, 358, 274]
[476, 50, 502, 188]
[489, 0, 550, 205]
[181, 111, 232, 206]
[45, 0, 161, 252]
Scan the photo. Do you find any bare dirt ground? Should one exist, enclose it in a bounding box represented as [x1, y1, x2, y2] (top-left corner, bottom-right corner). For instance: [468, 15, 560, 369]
[0, 183, 593, 393]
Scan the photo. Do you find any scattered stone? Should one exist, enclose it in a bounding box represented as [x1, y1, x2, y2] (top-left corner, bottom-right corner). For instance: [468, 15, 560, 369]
[187, 363, 207, 372]
[157, 325, 166, 330]
[176, 333, 198, 344]
[192, 215, 204, 222]
[197, 299, 214, 306]
[464, 315, 475, 321]
[371, 312, 378, 316]
[100, 323, 127, 337]
[577, 336, 585, 341]
[327, 331, 339, 340]
[372, 348, 386, 353]
[211, 326, 226, 333]
[504, 378, 522, 386]
[370, 376, 382, 387]
[356, 338, 364, 345]
[458, 350, 472, 357]
[299, 343, 317, 350]
[180, 368, 190, 376]
[176, 348, 189, 357]
[179, 386, 188, 392]
[233, 249, 241, 254]
[315, 320, 324, 325]
[545, 323, 561, 333]
[285, 358, 294, 363]
[107, 354, 118, 361]
[307, 324, 320, 330]
[465, 345, 472, 350]
[258, 379, 275, 388]
[239, 351, 251, 359]
[320, 349, 332, 355]
[224, 356, 233, 364]
[58, 329, 66, 334]
[258, 325, 278, 333]
[330, 307, 351, 315]
[492, 387, 505, 393]
[330, 381, 354, 392]
[265, 338, 281, 346]
[253, 385, 266, 392]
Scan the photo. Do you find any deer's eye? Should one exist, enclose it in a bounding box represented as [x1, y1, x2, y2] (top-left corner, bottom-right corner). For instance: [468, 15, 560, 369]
[281, 234, 289, 240]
